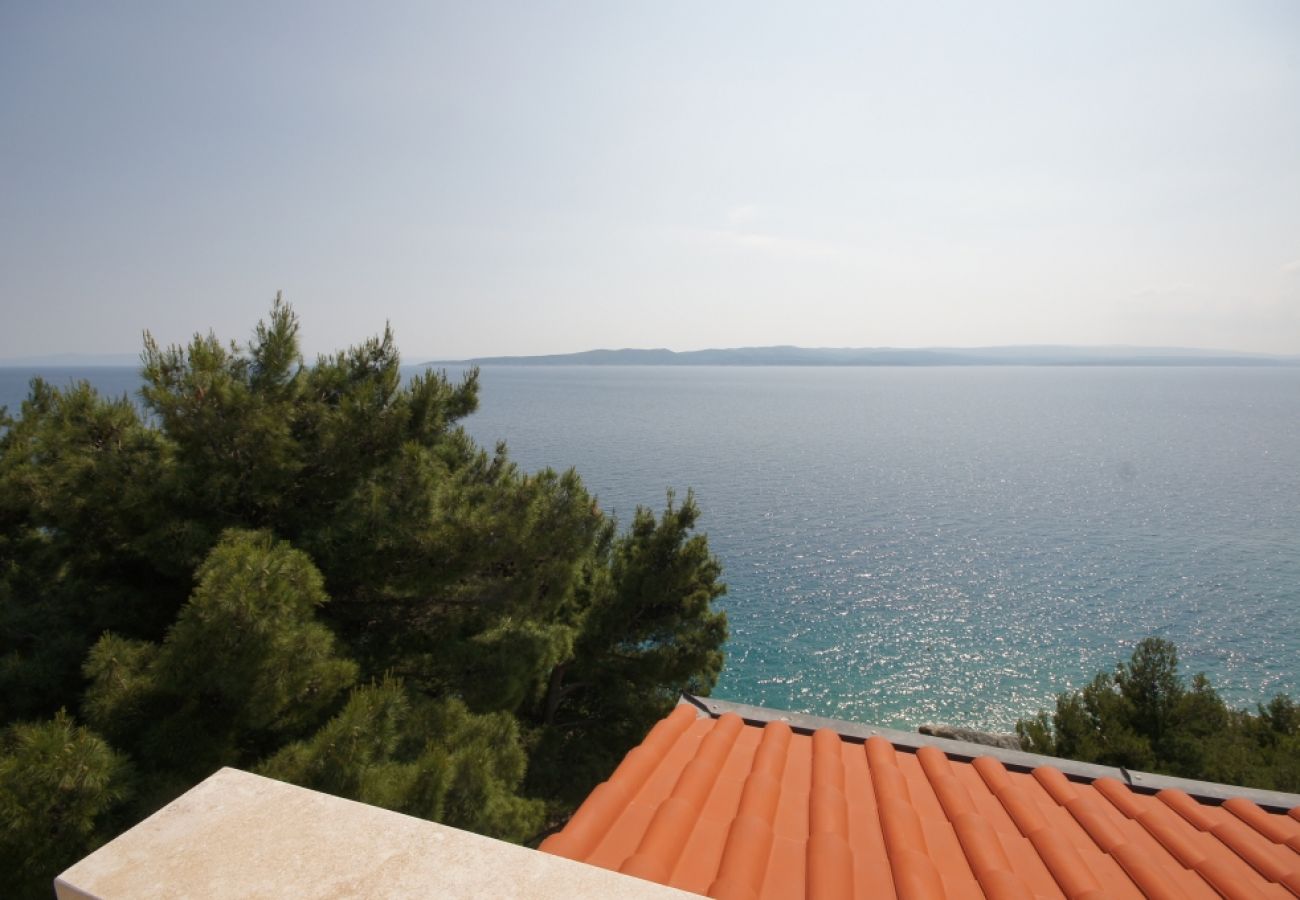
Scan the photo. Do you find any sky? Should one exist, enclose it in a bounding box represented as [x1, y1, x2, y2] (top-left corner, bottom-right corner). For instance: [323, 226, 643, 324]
[2, 1, 1299, 360]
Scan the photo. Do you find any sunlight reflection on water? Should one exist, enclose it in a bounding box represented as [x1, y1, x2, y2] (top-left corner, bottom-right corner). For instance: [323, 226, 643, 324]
[464, 365, 1300, 730]
[6, 364, 1297, 731]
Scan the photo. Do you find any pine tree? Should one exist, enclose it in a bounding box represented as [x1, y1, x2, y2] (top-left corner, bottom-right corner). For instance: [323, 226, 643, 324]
[0, 296, 728, 896]
[0, 712, 132, 897]
[1017, 638, 1300, 791]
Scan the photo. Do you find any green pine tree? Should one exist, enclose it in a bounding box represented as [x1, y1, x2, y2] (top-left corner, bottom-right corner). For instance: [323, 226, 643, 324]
[1017, 637, 1300, 791]
[0, 712, 132, 897]
[0, 296, 728, 896]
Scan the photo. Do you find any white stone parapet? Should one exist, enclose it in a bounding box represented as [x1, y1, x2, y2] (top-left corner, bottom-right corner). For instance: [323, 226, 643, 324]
[56, 767, 692, 899]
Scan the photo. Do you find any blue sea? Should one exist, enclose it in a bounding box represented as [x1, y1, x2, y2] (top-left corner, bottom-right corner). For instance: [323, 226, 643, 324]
[4, 364, 1298, 730]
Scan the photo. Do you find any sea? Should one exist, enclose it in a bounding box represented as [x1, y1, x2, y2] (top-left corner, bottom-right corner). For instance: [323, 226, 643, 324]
[3, 364, 1298, 731]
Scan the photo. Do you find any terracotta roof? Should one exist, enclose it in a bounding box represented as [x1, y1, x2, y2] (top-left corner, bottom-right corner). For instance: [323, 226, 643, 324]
[540, 697, 1300, 899]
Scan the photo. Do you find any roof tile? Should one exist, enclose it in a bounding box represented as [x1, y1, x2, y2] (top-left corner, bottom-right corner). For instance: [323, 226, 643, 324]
[620, 713, 746, 886]
[541, 701, 1300, 899]
[1160, 788, 1220, 832]
[1094, 776, 1147, 819]
[1108, 842, 1190, 900]
[710, 723, 792, 898]
[541, 702, 697, 862]
[1224, 797, 1300, 849]
[1135, 805, 1209, 868]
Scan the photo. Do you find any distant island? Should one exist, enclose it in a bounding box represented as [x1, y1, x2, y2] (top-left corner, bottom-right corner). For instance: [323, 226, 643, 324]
[8, 345, 1299, 370]
[427, 345, 1300, 367]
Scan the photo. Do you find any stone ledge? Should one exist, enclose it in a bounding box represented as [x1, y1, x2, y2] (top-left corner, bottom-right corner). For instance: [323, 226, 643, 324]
[56, 767, 693, 900]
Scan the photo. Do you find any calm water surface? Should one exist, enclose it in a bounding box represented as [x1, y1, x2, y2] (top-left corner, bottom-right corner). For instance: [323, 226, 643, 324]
[4, 364, 1298, 730]
[462, 366, 1300, 730]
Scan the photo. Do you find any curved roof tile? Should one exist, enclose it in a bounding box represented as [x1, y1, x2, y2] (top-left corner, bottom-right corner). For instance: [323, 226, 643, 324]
[539, 698, 1300, 898]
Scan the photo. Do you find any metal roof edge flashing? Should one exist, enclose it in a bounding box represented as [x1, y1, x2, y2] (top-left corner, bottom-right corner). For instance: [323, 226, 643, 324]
[678, 693, 1300, 813]
[677, 692, 713, 718]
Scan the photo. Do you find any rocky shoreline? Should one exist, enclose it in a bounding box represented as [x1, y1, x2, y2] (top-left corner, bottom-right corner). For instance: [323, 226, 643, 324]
[917, 724, 1023, 751]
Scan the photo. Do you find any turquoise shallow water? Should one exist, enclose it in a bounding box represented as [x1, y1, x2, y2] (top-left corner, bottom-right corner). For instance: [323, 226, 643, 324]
[458, 366, 1300, 730]
[5, 364, 1299, 730]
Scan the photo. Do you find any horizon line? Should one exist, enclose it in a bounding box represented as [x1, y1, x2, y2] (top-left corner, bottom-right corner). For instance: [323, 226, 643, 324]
[5, 342, 1300, 368]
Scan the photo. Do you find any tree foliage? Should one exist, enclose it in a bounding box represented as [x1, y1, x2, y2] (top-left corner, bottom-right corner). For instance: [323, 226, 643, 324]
[0, 296, 727, 895]
[1017, 638, 1300, 791]
[0, 712, 132, 898]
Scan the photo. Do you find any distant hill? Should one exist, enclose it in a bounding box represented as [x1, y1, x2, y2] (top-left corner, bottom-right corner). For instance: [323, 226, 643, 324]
[427, 345, 1300, 367]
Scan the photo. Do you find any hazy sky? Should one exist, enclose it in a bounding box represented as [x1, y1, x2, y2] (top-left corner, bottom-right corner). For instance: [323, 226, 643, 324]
[3, 1, 1299, 359]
